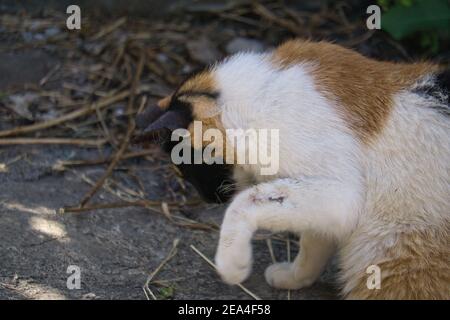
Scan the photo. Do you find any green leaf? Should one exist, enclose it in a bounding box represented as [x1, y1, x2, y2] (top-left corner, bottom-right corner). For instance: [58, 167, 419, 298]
[158, 286, 174, 299]
[381, 0, 450, 40]
[420, 32, 440, 53]
[377, 0, 392, 11]
[399, 0, 414, 7]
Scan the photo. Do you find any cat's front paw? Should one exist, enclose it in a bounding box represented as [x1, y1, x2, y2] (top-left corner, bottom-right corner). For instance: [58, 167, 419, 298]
[215, 238, 252, 285]
[265, 262, 316, 290]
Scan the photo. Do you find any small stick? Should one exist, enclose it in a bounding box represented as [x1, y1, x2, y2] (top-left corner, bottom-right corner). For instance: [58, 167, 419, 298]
[78, 127, 135, 207]
[61, 200, 216, 232]
[136, 95, 147, 115]
[287, 236, 291, 301]
[0, 90, 130, 138]
[253, 2, 301, 35]
[39, 63, 61, 86]
[63, 82, 108, 97]
[79, 172, 140, 203]
[95, 104, 116, 146]
[79, 50, 145, 207]
[104, 44, 125, 88]
[144, 238, 180, 300]
[91, 17, 127, 41]
[0, 138, 106, 147]
[142, 287, 154, 300]
[54, 149, 154, 169]
[266, 238, 276, 264]
[190, 245, 261, 300]
[148, 239, 179, 282]
[150, 277, 186, 286]
[59, 200, 162, 214]
[76, 170, 199, 209]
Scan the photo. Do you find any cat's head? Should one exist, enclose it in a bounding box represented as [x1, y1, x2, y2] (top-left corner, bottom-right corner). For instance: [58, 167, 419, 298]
[133, 69, 235, 203]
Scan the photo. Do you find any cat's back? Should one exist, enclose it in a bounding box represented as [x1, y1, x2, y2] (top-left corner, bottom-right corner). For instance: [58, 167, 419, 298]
[339, 70, 450, 299]
[215, 40, 450, 299]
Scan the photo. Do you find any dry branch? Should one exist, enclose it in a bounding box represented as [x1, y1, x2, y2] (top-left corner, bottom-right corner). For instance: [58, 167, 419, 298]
[54, 149, 154, 168]
[190, 245, 262, 300]
[79, 50, 146, 207]
[253, 2, 301, 35]
[143, 238, 180, 300]
[0, 138, 106, 147]
[0, 90, 130, 138]
[91, 17, 127, 41]
[59, 200, 160, 214]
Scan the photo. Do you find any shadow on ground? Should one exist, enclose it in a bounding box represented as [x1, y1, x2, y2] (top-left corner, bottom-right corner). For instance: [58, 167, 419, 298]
[0, 146, 339, 300]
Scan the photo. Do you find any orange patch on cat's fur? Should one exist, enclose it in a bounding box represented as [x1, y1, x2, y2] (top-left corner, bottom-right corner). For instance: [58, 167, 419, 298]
[271, 40, 438, 142]
[157, 95, 171, 110]
[178, 71, 217, 97]
[177, 71, 229, 155]
[346, 225, 450, 299]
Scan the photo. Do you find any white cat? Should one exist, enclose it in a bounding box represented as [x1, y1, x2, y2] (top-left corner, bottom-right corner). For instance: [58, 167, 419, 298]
[135, 40, 450, 299]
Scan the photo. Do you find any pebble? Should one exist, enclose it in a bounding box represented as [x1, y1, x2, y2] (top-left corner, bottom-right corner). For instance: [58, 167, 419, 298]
[226, 37, 265, 54]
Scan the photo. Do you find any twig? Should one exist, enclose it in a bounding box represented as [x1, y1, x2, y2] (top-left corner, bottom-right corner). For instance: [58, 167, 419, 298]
[63, 82, 109, 97]
[144, 238, 180, 300]
[61, 197, 215, 232]
[79, 125, 135, 207]
[108, 177, 145, 198]
[79, 50, 145, 207]
[95, 103, 116, 146]
[266, 238, 276, 264]
[104, 44, 126, 88]
[136, 95, 147, 115]
[190, 245, 261, 300]
[148, 239, 180, 282]
[76, 170, 202, 209]
[342, 30, 375, 47]
[142, 287, 154, 300]
[59, 200, 163, 214]
[39, 63, 61, 86]
[91, 17, 127, 41]
[0, 138, 106, 147]
[53, 149, 154, 169]
[287, 236, 291, 301]
[253, 2, 301, 35]
[0, 90, 130, 138]
[78, 172, 141, 203]
[150, 277, 186, 286]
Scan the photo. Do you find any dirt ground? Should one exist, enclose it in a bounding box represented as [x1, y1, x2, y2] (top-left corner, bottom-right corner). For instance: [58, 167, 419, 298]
[0, 143, 339, 300]
[0, 1, 445, 300]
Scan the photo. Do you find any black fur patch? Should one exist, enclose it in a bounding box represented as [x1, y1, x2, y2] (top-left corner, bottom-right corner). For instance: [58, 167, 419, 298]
[159, 98, 234, 203]
[177, 159, 234, 203]
[413, 69, 450, 117]
[136, 75, 234, 203]
[436, 69, 450, 104]
[166, 98, 193, 123]
[163, 141, 234, 203]
[176, 91, 219, 100]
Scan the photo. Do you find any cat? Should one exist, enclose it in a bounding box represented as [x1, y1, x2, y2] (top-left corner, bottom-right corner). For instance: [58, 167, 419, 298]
[134, 39, 450, 299]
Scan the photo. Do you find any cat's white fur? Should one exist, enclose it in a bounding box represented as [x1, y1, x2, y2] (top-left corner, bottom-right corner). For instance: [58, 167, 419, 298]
[210, 53, 449, 295]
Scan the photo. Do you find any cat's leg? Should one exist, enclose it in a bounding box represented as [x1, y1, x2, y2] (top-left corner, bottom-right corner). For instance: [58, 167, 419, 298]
[215, 177, 361, 285]
[264, 231, 335, 289]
